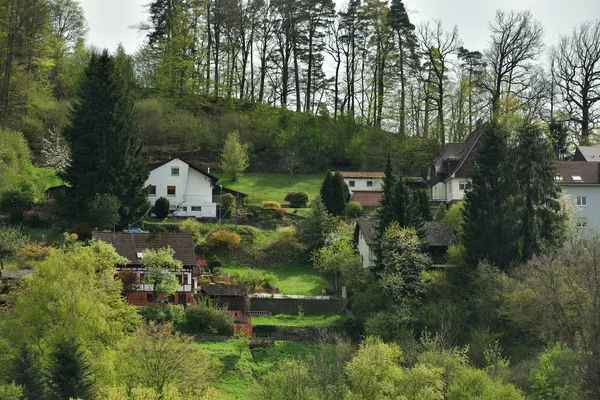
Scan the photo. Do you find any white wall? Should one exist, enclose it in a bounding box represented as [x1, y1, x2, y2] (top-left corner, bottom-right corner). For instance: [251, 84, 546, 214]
[357, 230, 377, 269]
[129, 269, 194, 293]
[561, 185, 600, 232]
[345, 177, 383, 196]
[146, 158, 217, 218]
[431, 182, 447, 201]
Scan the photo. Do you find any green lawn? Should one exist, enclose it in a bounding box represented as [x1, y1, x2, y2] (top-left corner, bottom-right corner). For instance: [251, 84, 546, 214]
[221, 264, 330, 296]
[216, 173, 324, 206]
[252, 313, 345, 327]
[197, 339, 329, 400]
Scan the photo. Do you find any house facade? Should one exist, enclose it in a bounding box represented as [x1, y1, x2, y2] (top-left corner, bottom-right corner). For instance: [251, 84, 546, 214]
[355, 220, 457, 269]
[92, 232, 199, 307]
[428, 123, 484, 203]
[147, 158, 221, 218]
[554, 160, 600, 231]
[339, 172, 384, 196]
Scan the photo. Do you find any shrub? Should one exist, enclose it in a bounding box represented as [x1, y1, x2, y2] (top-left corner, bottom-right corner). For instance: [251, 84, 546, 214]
[181, 303, 234, 336]
[284, 192, 309, 208]
[139, 304, 186, 325]
[154, 197, 170, 219]
[208, 230, 241, 249]
[208, 255, 222, 272]
[245, 212, 254, 218]
[276, 225, 297, 242]
[180, 218, 202, 236]
[275, 208, 287, 216]
[16, 243, 53, 264]
[262, 201, 281, 210]
[221, 193, 236, 218]
[0, 187, 35, 224]
[345, 200, 363, 218]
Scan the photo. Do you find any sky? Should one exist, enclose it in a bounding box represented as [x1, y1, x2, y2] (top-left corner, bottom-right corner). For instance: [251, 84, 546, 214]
[79, 0, 600, 54]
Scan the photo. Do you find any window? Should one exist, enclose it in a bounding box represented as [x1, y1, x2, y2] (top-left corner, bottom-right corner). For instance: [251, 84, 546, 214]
[167, 295, 175, 303]
[176, 275, 182, 284]
[140, 272, 144, 282]
[136, 252, 144, 259]
[349, 180, 355, 187]
[167, 186, 176, 196]
[183, 274, 189, 285]
[459, 181, 468, 191]
[366, 181, 373, 187]
[572, 175, 583, 181]
[146, 293, 153, 302]
[181, 206, 187, 212]
[554, 175, 564, 181]
[577, 196, 587, 206]
[149, 185, 156, 195]
[191, 206, 202, 211]
[576, 218, 588, 228]
[171, 166, 180, 176]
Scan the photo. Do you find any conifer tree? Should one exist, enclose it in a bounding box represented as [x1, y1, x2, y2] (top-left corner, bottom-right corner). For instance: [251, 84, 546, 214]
[47, 338, 95, 400]
[377, 155, 397, 237]
[11, 345, 46, 400]
[320, 171, 348, 216]
[62, 50, 149, 226]
[462, 121, 516, 270]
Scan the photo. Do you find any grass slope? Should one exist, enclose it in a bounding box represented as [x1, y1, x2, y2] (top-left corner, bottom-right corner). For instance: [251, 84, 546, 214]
[251, 313, 345, 326]
[197, 340, 330, 400]
[221, 264, 330, 296]
[216, 173, 324, 206]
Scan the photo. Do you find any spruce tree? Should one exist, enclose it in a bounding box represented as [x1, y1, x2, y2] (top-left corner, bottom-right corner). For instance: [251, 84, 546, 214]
[47, 338, 95, 400]
[11, 344, 46, 400]
[62, 50, 149, 227]
[320, 171, 347, 216]
[377, 155, 397, 237]
[513, 121, 565, 262]
[320, 171, 335, 214]
[462, 121, 516, 270]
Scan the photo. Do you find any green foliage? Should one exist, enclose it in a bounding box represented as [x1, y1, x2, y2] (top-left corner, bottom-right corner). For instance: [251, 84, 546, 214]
[442, 202, 464, 239]
[0, 383, 23, 400]
[320, 171, 348, 216]
[62, 50, 149, 227]
[139, 304, 186, 325]
[284, 192, 309, 208]
[181, 303, 235, 336]
[208, 255, 222, 272]
[153, 196, 170, 219]
[261, 200, 281, 210]
[231, 332, 251, 357]
[141, 247, 184, 303]
[221, 193, 236, 217]
[529, 344, 587, 400]
[85, 193, 121, 230]
[345, 200, 363, 218]
[11, 345, 45, 400]
[379, 223, 430, 307]
[0, 225, 29, 268]
[221, 130, 250, 181]
[446, 367, 524, 399]
[415, 189, 432, 221]
[0, 186, 35, 224]
[118, 322, 222, 397]
[262, 359, 320, 400]
[208, 230, 242, 249]
[47, 337, 95, 400]
[299, 197, 338, 251]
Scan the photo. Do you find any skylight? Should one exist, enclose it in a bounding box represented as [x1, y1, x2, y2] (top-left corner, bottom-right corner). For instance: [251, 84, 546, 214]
[572, 175, 583, 181]
[137, 252, 144, 259]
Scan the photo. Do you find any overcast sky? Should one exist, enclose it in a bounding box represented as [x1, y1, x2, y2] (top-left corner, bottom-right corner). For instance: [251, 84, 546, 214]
[80, 0, 600, 54]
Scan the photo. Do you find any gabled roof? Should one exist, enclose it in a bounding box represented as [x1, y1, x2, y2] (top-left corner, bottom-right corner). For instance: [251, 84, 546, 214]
[92, 232, 197, 267]
[429, 123, 486, 184]
[352, 191, 383, 207]
[553, 161, 600, 184]
[356, 220, 378, 245]
[574, 146, 600, 162]
[201, 284, 248, 296]
[423, 222, 457, 248]
[338, 171, 385, 179]
[147, 158, 220, 183]
[356, 220, 457, 249]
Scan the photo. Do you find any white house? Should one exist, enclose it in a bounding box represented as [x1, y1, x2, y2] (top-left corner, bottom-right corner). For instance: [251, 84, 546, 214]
[428, 122, 484, 203]
[146, 158, 246, 219]
[338, 172, 384, 196]
[554, 160, 600, 231]
[356, 220, 378, 269]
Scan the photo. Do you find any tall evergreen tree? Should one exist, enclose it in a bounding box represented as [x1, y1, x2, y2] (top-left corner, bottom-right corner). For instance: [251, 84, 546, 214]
[47, 338, 95, 400]
[377, 155, 397, 237]
[11, 344, 46, 400]
[512, 121, 565, 262]
[320, 171, 348, 216]
[462, 121, 516, 270]
[62, 50, 149, 226]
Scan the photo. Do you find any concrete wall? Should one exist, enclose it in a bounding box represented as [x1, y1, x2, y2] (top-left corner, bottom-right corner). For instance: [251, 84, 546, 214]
[146, 158, 217, 218]
[561, 184, 600, 232]
[249, 294, 347, 314]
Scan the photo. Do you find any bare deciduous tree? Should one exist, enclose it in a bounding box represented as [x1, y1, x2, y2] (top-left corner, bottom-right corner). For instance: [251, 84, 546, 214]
[552, 20, 600, 144]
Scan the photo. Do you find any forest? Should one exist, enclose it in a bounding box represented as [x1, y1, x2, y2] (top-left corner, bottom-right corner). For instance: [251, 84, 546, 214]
[1, 0, 600, 399]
